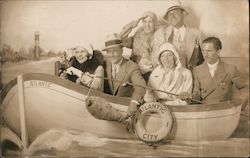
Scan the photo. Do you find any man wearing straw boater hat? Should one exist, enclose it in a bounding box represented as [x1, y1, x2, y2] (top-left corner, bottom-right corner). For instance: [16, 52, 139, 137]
[151, 0, 204, 69]
[102, 33, 146, 117]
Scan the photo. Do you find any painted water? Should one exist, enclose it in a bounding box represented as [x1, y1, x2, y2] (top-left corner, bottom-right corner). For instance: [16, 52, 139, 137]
[25, 129, 249, 157]
[1, 57, 249, 157]
[3, 128, 249, 157]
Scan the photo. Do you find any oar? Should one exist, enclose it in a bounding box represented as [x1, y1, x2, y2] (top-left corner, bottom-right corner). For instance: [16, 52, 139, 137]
[87, 74, 203, 104]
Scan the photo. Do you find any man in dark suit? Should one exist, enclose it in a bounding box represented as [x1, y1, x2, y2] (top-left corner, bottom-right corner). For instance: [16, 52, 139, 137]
[103, 33, 146, 117]
[180, 37, 247, 104]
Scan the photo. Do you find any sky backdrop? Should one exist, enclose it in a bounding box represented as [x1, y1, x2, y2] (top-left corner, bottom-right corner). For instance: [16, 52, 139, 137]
[0, 0, 249, 57]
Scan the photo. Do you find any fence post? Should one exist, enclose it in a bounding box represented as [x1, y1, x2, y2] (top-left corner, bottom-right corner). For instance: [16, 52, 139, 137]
[54, 61, 60, 76]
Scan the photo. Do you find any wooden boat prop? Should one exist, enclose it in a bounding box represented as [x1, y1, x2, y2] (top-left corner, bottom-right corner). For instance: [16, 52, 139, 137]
[1, 73, 242, 148]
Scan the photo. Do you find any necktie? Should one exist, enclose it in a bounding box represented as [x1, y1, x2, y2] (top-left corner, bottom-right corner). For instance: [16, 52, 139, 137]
[177, 30, 182, 42]
[174, 30, 182, 50]
[112, 65, 117, 79]
[210, 66, 215, 78]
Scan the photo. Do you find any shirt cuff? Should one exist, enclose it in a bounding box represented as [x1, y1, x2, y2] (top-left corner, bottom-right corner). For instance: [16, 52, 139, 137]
[131, 100, 140, 105]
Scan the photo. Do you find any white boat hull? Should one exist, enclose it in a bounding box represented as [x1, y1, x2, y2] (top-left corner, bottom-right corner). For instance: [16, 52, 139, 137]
[1, 73, 242, 143]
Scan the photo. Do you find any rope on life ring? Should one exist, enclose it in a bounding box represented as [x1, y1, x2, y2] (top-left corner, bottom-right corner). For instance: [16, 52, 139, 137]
[133, 102, 173, 144]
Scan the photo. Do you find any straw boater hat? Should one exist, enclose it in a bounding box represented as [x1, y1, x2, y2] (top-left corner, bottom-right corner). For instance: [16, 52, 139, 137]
[163, 1, 189, 21]
[102, 33, 123, 51]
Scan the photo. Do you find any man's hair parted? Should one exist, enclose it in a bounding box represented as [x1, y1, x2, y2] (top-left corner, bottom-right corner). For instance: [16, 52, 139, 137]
[202, 37, 222, 50]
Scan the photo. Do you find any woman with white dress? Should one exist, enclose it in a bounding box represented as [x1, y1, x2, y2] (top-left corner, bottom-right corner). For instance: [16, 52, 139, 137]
[144, 42, 192, 105]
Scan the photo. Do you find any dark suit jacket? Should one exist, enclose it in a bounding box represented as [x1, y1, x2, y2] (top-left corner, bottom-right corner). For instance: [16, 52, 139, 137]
[192, 61, 247, 103]
[104, 58, 146, 104]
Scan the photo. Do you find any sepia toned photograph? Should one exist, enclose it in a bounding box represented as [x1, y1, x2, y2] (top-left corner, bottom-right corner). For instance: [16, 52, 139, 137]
[0, 0, 249, 157]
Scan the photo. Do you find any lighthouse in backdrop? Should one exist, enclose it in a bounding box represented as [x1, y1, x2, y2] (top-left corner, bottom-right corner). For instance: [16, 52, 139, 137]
[33, 31, 40, 60]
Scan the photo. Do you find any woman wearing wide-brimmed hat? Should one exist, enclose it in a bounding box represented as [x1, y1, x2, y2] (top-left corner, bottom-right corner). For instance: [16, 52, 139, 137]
[144, 42, 192, 105]
[120, 11, 157, 81]
[64, 42, 105, 91]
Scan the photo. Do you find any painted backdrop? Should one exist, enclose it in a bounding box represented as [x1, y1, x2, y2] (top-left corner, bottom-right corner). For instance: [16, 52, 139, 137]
[0, 0, 248, 57]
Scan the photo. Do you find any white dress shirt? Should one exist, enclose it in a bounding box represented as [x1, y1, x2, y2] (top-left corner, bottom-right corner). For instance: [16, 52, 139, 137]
[112, 58, 123, 79]
[207, 60, 219, 78]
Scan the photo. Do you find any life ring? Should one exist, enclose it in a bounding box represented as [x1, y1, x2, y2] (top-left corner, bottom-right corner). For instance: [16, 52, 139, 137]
[134, 102, 173, 144]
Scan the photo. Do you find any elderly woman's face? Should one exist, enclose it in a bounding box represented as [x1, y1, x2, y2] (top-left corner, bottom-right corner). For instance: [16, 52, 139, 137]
[160, 51, 176, 68]
[142, 16, 155, 33]
[74, 46, 89, 64]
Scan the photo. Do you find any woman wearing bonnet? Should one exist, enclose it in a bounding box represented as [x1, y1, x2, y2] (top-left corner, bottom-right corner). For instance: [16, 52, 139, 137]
[120, 11, 157, 81]
[144, 42, 192, 105]
[63, 42, 104, 91]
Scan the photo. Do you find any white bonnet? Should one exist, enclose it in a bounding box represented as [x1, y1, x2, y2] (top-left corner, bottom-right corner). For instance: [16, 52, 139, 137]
[157, 42, 181, 68]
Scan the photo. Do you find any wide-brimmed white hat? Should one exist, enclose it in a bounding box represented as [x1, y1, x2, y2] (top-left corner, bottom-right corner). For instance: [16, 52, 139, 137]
[163, 1, 189, 21]
[102, 33, 123, 51]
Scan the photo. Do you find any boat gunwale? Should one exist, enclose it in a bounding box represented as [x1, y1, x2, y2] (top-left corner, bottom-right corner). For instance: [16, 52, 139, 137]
[1, 73, 242, 113]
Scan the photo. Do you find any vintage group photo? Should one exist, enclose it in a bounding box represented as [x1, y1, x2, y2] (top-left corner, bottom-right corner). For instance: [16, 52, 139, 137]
[0, 0, 249, 157]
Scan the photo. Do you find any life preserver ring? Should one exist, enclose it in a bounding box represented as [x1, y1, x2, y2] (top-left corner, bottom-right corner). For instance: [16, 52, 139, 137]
[134, 102, 173, 144]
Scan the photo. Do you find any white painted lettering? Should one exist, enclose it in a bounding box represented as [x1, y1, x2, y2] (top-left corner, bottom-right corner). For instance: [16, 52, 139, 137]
[29, 81, 52, 88]
[142, 133, 158, 140]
